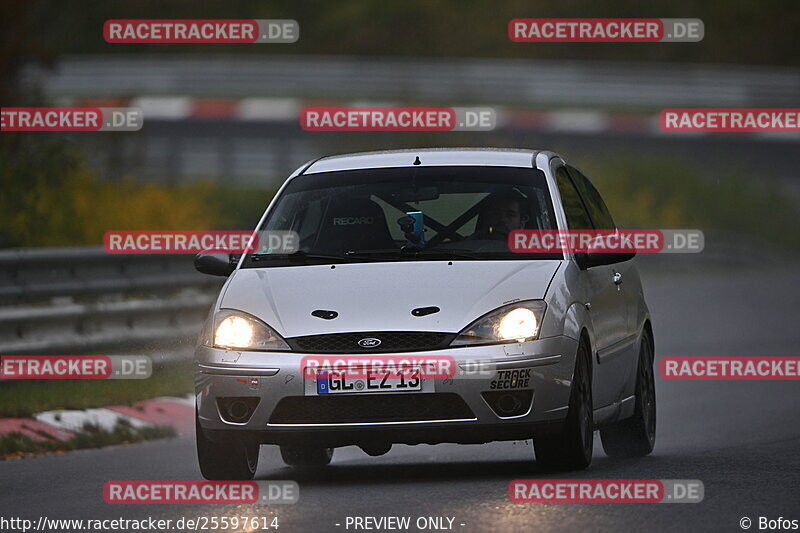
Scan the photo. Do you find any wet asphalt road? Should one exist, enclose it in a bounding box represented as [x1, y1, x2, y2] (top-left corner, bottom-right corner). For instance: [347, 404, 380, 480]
[1, 262, 799, 532]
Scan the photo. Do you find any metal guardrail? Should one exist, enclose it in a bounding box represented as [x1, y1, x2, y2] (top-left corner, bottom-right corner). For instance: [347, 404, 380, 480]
[28, 55, 800, 108]
[0, 247, 222, 357]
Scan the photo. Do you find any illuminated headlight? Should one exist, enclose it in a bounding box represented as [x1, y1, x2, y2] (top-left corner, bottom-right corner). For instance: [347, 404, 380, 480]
[450, 301, 546, 346]
[212, 310, 290, 351]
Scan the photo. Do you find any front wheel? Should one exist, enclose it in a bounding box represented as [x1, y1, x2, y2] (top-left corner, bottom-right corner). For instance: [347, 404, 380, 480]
[196, 412, 259, 480]
[533, 340, 593, 471]
[600, 331, 656, 457]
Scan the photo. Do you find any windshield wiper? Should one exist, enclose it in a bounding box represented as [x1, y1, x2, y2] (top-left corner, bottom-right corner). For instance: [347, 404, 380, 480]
[345, 247, 485, 260]
[249, 250, 351, 262]
[344, 248, 401, 257]
[408, 248, 486, 260]
[250, 248, 486, 263]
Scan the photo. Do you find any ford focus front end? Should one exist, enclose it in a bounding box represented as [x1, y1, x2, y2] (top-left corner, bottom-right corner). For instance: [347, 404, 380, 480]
[194, 148, 655, 479]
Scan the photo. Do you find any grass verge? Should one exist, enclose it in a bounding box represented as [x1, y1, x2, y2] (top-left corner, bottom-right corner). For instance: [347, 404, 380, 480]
[0, 360, 194, 418]
[0, 419, 177, 459]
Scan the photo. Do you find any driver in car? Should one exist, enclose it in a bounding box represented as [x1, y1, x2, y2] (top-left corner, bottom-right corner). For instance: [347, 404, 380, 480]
[471, 191, 530, 240]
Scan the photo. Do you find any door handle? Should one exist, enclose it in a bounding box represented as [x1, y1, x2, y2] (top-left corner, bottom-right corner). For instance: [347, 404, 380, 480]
[613, 272, 622, 285]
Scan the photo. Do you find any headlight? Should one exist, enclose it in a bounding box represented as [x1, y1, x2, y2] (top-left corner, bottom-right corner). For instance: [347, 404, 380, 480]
[213, 310, 290, 351]
[450, 301, 546, 346]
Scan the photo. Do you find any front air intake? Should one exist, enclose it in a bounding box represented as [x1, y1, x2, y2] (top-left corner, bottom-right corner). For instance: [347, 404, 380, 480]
[217, 397, 260, 424]
[481, 390, 533, 418]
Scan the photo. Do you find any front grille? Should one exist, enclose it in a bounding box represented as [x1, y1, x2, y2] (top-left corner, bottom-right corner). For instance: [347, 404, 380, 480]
[269, 393, 475, 424]
[286, 331, 455, 354]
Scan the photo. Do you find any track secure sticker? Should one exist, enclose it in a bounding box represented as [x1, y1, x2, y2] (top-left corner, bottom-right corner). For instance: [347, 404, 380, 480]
[489, 369, 532, 389]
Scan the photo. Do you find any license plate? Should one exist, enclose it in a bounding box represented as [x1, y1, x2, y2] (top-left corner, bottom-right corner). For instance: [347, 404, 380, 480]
[316, 368, 421, 394]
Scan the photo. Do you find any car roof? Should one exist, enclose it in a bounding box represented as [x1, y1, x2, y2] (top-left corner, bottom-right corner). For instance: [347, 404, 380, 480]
[302, 148, 548, 175]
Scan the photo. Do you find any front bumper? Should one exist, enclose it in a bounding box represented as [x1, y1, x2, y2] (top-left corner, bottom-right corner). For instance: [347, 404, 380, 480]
[195, 335, 578, 447]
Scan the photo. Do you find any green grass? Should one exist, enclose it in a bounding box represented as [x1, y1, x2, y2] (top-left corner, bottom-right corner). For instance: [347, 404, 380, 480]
[0, 419, 177, 458]
[0, 360, 194, 418]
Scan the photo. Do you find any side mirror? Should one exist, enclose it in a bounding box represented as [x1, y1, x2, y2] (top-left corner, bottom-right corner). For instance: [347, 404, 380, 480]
[194, 252, 239, 276]
[575, 251, 636, 270]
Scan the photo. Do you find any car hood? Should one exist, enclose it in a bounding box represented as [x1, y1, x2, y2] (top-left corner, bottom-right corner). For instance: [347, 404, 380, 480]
[220, 260, 561, 338]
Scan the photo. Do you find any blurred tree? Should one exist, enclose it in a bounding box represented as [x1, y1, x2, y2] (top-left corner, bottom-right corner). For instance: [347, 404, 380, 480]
[0, 0, 57, 106]
[20, 0, 799, 65]
[0, 1, 225, 247]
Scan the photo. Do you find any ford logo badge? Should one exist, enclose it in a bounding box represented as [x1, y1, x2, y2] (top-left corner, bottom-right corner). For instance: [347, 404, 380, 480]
[358, 337, 382, 348]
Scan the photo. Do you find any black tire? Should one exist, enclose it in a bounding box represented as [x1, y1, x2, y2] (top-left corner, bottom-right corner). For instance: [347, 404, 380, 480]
[280, 445, 334, 468]
[534, 340, 593, 471]
[196, 413, 259, 480]
[600, 331, 656, 457]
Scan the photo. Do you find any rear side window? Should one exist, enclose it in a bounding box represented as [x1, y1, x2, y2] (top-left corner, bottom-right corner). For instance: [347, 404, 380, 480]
[567, 166, 616, 230]
[555, 167, 593, 230]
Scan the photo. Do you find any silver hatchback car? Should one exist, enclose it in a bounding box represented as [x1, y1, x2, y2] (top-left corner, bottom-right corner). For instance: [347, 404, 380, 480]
[193, 148, 656, 479]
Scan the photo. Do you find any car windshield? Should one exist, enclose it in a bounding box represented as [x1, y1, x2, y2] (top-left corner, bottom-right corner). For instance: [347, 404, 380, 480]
[242, 165, 561, 266]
